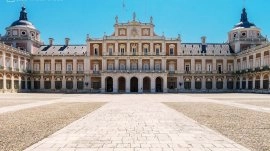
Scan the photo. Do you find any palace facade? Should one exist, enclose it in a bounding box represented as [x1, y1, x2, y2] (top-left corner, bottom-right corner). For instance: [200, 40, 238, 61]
[0, 7, 269, 93]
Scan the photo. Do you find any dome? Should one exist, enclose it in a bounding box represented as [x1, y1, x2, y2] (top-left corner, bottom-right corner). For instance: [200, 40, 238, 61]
[9, 7, 36, 29]
[234, 8, 256, 29]
[10, 20, 36, 29]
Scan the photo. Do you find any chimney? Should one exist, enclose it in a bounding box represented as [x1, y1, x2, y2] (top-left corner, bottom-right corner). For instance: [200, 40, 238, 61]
[201, 36, 206, 45]
[49, 38, 54, 46]
[65, 38, 70, 46]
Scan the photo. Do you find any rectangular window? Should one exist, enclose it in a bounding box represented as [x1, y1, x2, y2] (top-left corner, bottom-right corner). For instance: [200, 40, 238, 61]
[44, 64, 50, 71]
[185, 65, 190, 72]
[156, 48, 160, 55]
[108, 64, 114, 70]
[66, 64, 72, 71]
[34, 63, 40, 71]
[108, 48, 113, 55]
[144, 48, 148, 55]
[169, 48, 174, 55]
[77, 64, 83, 71]
[55, 64, 61, 71]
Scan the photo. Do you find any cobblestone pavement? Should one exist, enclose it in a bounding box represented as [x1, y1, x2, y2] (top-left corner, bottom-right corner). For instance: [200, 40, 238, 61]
[24, 95, 249, 151]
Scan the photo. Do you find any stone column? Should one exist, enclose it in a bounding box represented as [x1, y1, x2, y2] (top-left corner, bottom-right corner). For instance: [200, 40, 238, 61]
[115, 58, 119, 70]
[62, 59, 66, 74]
[127, 42, 130, 55]
[138, 76, 143, 93]
[239, 76, 242, 89]
[18, 57, 21, 72]
[127, 58, 130, 70]
[40, 76, 44, 89]
[151, 77, 155, 93]
[62, 76, 66, 90]
[138, 42, 142, 55]
[150, 42, 154, 55]
[191, 76, 195, 90]
[253, 54, 256, 68]
[180, 58, 184, 73]
[11, 54, 14, 71]
[252, 76, 256, 89]
[101, 76, 105, 93]
[25, 77, 28, 90]
[73, 59, 77, 74]
[51, 58, 55, 74]
[260, 74, 263, 89]
[202, 58, 206, 73]
[126, 76, 130, 93]
[2, 52, 6, 69]
[246, 78, 248, 90]
[138, 58, 142, 70]
[51, 76, 55, 90]
[11, 75, 14, 91]
[212, 76, 216, 90]
[113, 76, 118, 93]
[223, 76, 227, 90]
[163, 76, 167, 93]
[115, 42, 118, 56]
[261, 54, 264, 67]
[3, 73, 6, 90]
[177, 59, 181, 73]
[73, 76, 77, 90]
[162, 57, 166, 71]
[150, 58, 154, 71]
[102, 59, 107, 71]
[202, 76, 206, 90]
[40, 58, 44, 74]
[213, 59, 216, 73]
[223, 59, 227, 73]
[191, 59, 195, 73]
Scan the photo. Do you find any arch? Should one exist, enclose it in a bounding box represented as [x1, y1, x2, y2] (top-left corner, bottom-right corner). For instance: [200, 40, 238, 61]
[118, 77, 126, 93]
[130, 77, 138, 92]
[156, 77, 163, 92]
[105, 76, 113, 92]
[227, 78, 234, 90]
[248, 77, 253, 90]
[143, 77, 151, 92]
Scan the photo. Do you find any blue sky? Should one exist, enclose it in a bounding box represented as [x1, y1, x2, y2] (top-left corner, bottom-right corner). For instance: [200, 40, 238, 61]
[0, 0, 269, 45]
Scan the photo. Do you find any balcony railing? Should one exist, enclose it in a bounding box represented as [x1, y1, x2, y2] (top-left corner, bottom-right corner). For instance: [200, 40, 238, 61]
[33, 71, 40, 74]
[55, 71, 62, 74]
[66, 71, 73, 74]
[77, 71, 84, 74]
[44, 71, 51, 74]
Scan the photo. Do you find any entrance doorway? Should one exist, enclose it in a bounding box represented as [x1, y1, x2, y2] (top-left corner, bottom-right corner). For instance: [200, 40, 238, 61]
[143, 77, 151, 92]
[105, 77, 113, 92]
[130, 77, 138, 92]
[118, 77, 126, 92]
[156, 77, 163, 92]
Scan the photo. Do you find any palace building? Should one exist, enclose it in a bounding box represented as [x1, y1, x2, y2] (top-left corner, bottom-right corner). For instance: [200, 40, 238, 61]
[0, 7, 269, 93]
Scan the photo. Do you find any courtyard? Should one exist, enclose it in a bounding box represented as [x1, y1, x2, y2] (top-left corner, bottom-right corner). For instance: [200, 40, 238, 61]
[0, 93, 270, 151]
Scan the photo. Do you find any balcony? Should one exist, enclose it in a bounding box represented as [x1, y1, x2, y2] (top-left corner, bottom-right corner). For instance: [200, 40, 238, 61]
[44, 71, 51, 74]
[55, 71, 62, 74]
[33, 71, 40, 74]
[66, 71, 73, 74]
[93, 71, 100, 75]
[77, 71, 84, 74]
[168, 71, 175, 74]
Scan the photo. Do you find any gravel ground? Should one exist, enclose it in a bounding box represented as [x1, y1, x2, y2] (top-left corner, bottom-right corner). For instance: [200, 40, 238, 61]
[0, 102, 105, 151]
[238, 101, 270, 108]
[0, 100, 34, 107]
[164, 102, 270, 151]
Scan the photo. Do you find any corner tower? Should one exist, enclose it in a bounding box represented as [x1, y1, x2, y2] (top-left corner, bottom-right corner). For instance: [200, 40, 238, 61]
[228, 8, 267, 53]
[0, 7, 42, 53]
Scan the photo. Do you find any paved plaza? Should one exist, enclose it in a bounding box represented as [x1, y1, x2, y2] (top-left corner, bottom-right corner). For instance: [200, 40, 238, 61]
[1, 93, 270, 151]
